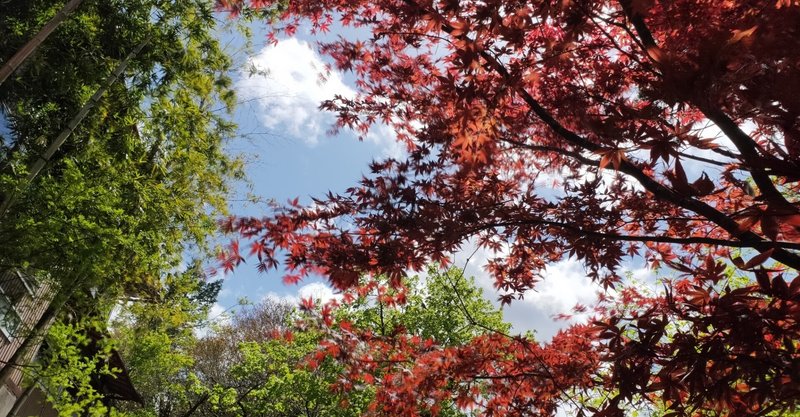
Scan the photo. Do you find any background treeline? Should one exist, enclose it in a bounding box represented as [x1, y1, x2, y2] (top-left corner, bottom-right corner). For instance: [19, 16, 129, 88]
[108, 268, 510, 417]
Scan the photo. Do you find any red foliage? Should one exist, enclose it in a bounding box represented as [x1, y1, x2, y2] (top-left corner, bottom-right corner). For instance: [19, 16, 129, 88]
[217, 0, 800, 415]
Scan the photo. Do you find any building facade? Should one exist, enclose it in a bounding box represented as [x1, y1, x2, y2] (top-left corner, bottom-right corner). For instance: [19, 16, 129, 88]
[0, 269, 53, 417]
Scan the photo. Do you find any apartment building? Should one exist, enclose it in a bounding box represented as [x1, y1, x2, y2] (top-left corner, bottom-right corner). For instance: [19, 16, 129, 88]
[0, 269, 53, 416]
[0, 270, 141, 416]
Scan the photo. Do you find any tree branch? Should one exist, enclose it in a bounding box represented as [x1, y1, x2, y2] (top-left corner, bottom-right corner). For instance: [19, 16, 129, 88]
[408, 0, 800, 269]
[677, 151, 731, 167]
[500, 139, 601, 167]
[482, 219, 800, 251]
[615, 0, 793, 210]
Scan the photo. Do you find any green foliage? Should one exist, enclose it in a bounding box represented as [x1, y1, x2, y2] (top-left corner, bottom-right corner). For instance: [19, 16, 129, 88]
[181, 297, 354, 417]
[110, 263, 220, 416]
[201, 332, 370, 417]
[343, 266, 511, 344]
[0, 0, 258, 303]
[0, 1, 290, 413]
[24, 264, 221, 417]
[104, 267, 506, 417]
[35, 318, 124, 417]
[174, 267, 510, 417]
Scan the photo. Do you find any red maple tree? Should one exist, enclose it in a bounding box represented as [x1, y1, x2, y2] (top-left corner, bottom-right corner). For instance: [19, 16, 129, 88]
[217, 1, 800, 415]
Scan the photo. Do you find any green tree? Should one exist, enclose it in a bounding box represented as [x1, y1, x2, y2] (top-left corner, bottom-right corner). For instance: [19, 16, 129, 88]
[32, 318, 124, 417]
[109, 264, 222, 417]
[0, 0, 243, 281]
[21, 264, 222, 417]
[201, 330, 371, 417]
[0, 0, 84, 85]
[341, 266, 511, 344]
[0, 0, 284, 409]
[181, 298, 353, 417]
[0, 0, 251, 387]
[177, 267, 511, 417]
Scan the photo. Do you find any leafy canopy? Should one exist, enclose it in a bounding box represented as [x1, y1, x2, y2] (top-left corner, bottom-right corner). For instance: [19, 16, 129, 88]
[218, 1, 800, 416]
[0, 0, 244, 297]
[0, 0, 262, 413]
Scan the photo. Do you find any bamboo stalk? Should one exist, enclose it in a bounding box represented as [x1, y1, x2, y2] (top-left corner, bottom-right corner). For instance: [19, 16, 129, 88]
[0, 39, 149, 219]
[0, 0, 85, 86]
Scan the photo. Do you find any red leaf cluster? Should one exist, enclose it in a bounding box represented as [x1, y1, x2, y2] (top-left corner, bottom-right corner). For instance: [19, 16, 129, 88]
[216, 0, 800, 415]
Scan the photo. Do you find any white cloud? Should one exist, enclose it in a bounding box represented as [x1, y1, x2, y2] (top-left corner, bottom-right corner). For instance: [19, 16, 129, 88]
[364, 121, 406, 159]
[236, 38, 355, 146]
[262, 291, 298, 306]
[209, 302, 232, 325]
[236, 38, 404, 157]
[298, 282, 340, 303]
[194, 302, 233, 338]
[502, 259, 600, 338]
[262, 281, 340, 305]
[452, 241, 603, 341]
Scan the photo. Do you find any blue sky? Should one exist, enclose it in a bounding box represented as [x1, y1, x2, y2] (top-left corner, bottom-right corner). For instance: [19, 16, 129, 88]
[207, 21, 653, 340]
[210, 24, 406, 320]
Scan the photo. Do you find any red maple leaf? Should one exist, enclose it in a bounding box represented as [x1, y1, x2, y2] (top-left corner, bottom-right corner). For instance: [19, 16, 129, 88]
[217, 0, 800, 415]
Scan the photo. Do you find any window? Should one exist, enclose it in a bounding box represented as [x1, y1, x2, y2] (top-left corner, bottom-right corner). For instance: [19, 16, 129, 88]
[0, 270, 30, 340]
[0, 270, 35, 305]
[0, 292, 21, 340]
